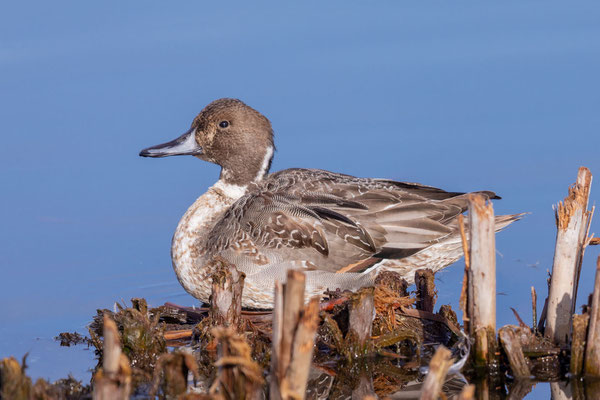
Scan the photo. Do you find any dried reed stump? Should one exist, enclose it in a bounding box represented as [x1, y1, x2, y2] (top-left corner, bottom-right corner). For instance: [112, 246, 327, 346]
[570, 313, 590, 376]
[415, 268, 436, 313]
[0, 356, 32, 399]
[438, 304, 459, 329]
[457, 384, 475, 400]
[546, 167, 593, 346]
[458, 213, 471, 332]
[498, 326, 531, 378]
[531, 286, 538, 335]
[270, 270, 320, 400]
[150, 350, 200, 398]
[93, 314, 132, 400]
[208, 257, 245, 330]
[209, 327, 264, 399]
[375, 270, 408, 297]
[347, 287, 375, 357]
[467, 194, 498, 368]
[585, 256, 600, 376]
[420, 345, 452, 400]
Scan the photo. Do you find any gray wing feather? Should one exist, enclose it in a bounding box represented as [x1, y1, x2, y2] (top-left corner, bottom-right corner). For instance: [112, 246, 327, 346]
[207, 168, 504, 273]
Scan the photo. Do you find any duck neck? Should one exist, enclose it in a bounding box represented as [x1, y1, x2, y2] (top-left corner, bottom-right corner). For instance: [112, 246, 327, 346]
[219, 145, 274, 185]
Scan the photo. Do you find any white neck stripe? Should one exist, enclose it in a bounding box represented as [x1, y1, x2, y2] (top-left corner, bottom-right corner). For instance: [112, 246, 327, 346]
[256, 145, 274, 182]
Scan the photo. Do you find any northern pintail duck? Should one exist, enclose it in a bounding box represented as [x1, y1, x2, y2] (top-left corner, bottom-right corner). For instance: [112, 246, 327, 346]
[140, 98, 520, 309]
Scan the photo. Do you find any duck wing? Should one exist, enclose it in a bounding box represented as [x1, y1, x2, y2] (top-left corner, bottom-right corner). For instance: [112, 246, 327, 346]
[206, 168, 498, 274]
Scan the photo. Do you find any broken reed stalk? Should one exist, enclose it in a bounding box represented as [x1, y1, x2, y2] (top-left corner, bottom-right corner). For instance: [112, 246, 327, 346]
[419, 346, 452, 400]
[570, 313, 590, 376]
[270, 270, 320, 400]
[347, 286, 375, 357]
[498, 326, 531, 378]
[150, 350, 201, 398]
[375, 270, 409, 296]
[209, 327, 264, 399]
[0, 356, 32, 399]
[93, 315, 131, 400]
[458, 214, 470, 332]
[537, 276, 550, 334]
[467, 194, 497, 368]
[584, 256, 600, 376]
[209, 257, 245, 330]
[457, 384, 475, 400]
[546, 167, 593, 345]
[270, 281, 284, 398]
[415, 268, 436, 313]
[103, 315, 121, 377]
[163, 329, 193, 341]
[280, 270, 306, 376]
[531, 286, 538, 335]
[286, 298, 319, 396]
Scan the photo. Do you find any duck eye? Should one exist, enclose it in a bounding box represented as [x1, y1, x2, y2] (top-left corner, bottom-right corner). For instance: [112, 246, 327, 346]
[219, 121, 229, 128]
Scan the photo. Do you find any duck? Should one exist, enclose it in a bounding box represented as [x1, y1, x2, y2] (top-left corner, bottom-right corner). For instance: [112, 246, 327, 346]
[140, 98, 521, 309]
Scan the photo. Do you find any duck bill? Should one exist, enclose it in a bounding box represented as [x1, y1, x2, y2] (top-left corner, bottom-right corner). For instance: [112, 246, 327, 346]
[139, 127, 203, 158]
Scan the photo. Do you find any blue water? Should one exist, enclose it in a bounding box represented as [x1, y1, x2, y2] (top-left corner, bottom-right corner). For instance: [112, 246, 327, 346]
[1, 2, 599, 398]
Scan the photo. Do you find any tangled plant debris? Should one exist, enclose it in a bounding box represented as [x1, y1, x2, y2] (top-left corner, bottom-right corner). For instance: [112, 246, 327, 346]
[0, 356, 91, 399]
[55, 332, 93, 348]
[37, 270, 461, 398]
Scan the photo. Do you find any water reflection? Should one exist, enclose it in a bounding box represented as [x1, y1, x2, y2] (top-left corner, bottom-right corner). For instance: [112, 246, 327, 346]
[303, 357, 470, 399]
